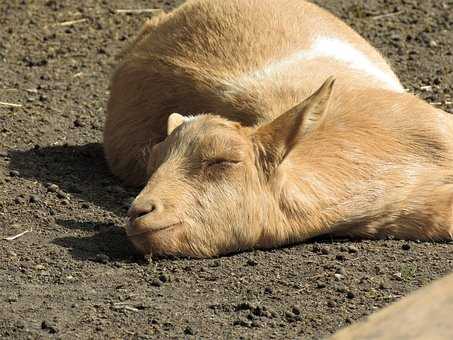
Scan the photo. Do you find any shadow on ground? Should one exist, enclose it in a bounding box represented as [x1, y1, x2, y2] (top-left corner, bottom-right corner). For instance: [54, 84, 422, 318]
[8, 143, 145, 262]
[8, 143, 140, 215]
[52, 218, 142, 262]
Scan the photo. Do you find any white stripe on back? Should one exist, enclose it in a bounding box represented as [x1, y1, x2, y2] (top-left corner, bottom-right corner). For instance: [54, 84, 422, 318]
[231, 37, 404, 93]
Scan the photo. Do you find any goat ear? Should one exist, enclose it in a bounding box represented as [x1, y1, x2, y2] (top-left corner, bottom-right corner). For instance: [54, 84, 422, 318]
[253, 77, 335, 171]
[167, 113, 186, 135]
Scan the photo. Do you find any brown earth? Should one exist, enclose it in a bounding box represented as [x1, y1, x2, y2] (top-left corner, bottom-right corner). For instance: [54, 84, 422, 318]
[0, 0, 452, 339]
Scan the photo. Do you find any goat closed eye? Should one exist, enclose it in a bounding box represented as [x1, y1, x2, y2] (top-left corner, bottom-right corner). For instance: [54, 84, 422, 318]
[205, 158, 240, 168]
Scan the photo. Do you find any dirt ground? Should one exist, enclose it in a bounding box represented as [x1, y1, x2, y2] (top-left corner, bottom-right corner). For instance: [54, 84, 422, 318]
[0, 0, 452, 339]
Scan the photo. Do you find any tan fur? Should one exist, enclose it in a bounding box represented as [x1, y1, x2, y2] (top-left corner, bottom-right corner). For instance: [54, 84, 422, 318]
[104, 0, 453, 258]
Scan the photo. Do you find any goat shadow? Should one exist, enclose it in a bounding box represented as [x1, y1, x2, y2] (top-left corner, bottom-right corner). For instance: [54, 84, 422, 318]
[8, 143, 142, 262]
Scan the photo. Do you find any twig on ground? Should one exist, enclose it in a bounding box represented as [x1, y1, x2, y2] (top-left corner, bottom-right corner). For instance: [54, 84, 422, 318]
[0, 101, 22, 108]
[115, 9, 163, 14]
[112, 303, 140, 312]
[371, 11, 402, 20]
[4, 229, 32, 241]
[56, 18, 87, 27]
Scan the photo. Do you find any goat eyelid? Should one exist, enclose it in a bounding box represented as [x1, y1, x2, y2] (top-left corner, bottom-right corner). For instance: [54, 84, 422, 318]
[204, 158, 241, 167]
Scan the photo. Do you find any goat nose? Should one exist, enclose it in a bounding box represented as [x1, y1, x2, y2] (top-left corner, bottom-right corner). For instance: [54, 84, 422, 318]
[127, 200, 159, 220]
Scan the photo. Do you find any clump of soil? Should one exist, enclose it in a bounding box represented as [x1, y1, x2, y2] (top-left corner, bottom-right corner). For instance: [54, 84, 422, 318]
[0, 0, 452, 338]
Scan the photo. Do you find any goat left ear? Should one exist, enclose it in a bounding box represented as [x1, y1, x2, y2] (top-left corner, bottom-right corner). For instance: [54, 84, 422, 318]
[253, 77, 335, 171]
[167, 113, 186, 135]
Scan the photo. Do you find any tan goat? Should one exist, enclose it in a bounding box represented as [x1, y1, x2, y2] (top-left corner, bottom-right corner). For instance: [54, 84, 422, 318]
[104, 0, 453, 258]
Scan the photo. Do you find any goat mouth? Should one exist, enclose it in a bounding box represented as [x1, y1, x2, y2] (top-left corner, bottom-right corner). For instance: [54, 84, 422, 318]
[126, 222, 182, 237]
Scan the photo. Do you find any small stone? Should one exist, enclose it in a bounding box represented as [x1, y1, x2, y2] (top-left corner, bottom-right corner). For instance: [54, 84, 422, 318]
[327, 300, 336, 308]
[316, 281, 326, 289]
[292, 306, 301, 315]
[9, 170, 20, 177]
[334, 273, 344, 280]
[73, 118, 85, 127]
[41, 321, 58, 334]
[336, 254, 346, 261]
[251, 320, 261, 328]
[46, 183, 59, 192]
[285, 311, 302, 322]
[29, 194, 40, 203]
[393, 272, 403, 281]
[235, 302, 254, 311]
[233, 319, 251, 327]
[347, 245, 359, 253]
[56, 190, 67, 199]
[402, 244, 411, 251]
[150, 279, 162, 287]
[246, 259, 258, 266]
[379, 282, 389, 290]
[158, 273, 170, 283]
[312, 244, 321, 253]
[346, 291, 355, 299]
[335, 284, 347, 293]
[35, 264, 45, 270]
[93, 253, 109, 264]
[184, 326, 195, 335]
[429, 40, 437, 47]
[209, 260, 220, 267]
[336, 267, 347, 276]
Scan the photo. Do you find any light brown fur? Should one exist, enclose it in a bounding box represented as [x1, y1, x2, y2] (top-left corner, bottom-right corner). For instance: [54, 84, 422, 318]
[104, 0, 453, 258]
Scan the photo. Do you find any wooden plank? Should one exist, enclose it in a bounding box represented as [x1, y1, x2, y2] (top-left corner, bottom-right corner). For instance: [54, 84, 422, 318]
[330, 272, 453, 340]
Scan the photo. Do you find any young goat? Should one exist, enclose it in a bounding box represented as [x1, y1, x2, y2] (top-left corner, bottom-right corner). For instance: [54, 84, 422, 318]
[104, 0, 453, 258]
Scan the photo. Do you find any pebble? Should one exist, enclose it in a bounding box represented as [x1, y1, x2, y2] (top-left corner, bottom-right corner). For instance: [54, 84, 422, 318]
[73, 118, 85, 128]
[158, 273, 170, 283]
[29, 194, 40, 203]
[336, 267, 347, 276]
[184, 326, 195, 335]
[346, 291, 355, 299]
[233, 319, 252, 327]
[56, 190, 67, 199]
[46, 183, 59, 192]
[336, 254, 346, 261]
[379, 282, 389, 290]
[9, 170, 20, 177]
[93, 253, 109, 264]
[393, 272, 403, 281]
[150, 279, 163, 287]
[316, 281, 326, 289]
[347, 245, 359, 253]
[334, 284, 347, 293]
[402, 244, 411, 250]
[334, 273, 344, 280]
[312, 244, 321, 253]
[264, 287, 273, 294]
[246, 259, 258, 266]
[41, 321, 58, 334]
[285, 311, 302, 322]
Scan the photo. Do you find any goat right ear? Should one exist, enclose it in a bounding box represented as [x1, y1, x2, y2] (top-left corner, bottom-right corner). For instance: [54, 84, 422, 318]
[167, 113, 186, 135]
[252, 77, 335, 172]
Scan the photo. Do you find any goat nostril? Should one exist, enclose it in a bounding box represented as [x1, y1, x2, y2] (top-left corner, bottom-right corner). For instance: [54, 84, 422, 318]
[127, 201, 159, 220]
